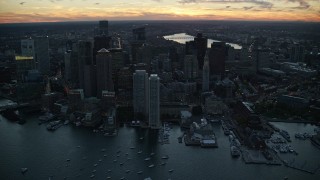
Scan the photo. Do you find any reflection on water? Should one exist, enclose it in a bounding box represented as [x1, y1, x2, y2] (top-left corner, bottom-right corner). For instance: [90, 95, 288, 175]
[163, 33, 242, 49]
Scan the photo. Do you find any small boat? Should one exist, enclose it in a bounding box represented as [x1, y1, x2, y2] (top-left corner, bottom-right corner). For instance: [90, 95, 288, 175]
[140, 137, 144, 140]
[120, 177, 125, 180]
[106, 177, 111, 179]
[101, 148, 106, 152]
[92, 169, 96, 173]
[126, 170, 130, 173]
[104, 154, 107, 157]
[160, 162, 166, 166]
[93, 163, 98, 167]
[137, 171, 143, 174]
[144, 157, 151, 161]
[161, 155, 169, 159]
[137, 151, 142, 154]
[113, 159, 117, 162]
[90, 174, 95, 178]
[169, 169, 174, 173]
[117, 154, 120, 157]
[107, 169, 112, 172]
[148, 164, 155, 168]
[150, 152, 155, 156]
[99, 159, 102, 162]
[21, 168, 28, 174]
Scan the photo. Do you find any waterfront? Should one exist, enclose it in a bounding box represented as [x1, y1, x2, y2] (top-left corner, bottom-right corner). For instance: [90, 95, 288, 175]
[0, 116, 319, 180]
[163, 33, 242, 49]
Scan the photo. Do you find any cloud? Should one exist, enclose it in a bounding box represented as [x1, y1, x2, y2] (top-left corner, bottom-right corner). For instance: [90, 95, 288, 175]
[287, 0, 310, 9]
[177, 0, 273, 9]
[243, 6, 253, 10]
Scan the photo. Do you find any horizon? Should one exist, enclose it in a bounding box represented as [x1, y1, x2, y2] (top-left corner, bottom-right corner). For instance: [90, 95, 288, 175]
[0, 0, 320, 24]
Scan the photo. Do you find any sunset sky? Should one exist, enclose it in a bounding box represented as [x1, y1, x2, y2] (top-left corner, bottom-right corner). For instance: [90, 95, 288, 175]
[0, 0, 319, 23]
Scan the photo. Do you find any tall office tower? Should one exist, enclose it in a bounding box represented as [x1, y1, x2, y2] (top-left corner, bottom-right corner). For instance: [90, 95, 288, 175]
[64, 49, 79, 85]
[78, 41, 93, 88]
[64, 50, 71, 81]
[194, 33, 208, 69]
[78, 41, 96, 97]
[227, 46, 235, 61]
[99, 20, 108, 35]
[133, 70, 149, 121]
[96, 48, 114, 98]
[290, 43, 305, 62]
[93, 35, 111, 64]
[202, 53, 210, 92]
[131, 27, 146, 63]
[240, 46, 249, 61]
[252, 48, 270, 72]
[35, 36, 50, 75]
[184, 54, 198, 80]
[209, 42, 227, 77]
[21, 38, 35, 56]
[149, 74, 160, 129]
[133, 27, 146, 42]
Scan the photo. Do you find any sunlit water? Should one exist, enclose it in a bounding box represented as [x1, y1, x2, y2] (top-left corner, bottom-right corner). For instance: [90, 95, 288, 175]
[163, 33, 242, 50]
[0, 115, 319, 180]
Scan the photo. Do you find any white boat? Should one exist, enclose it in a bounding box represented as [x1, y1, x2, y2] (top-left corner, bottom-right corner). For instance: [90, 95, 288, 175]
[161, 155, 169, 159]
[148, 164, 155, 168]
[90, 174, 95, 178]
[168, 169, 174, 173]
[160, 162, 166, 166]
[137, 151, 142, 154]
[137, 171, 143, 174]
[144, 157, 151, 161]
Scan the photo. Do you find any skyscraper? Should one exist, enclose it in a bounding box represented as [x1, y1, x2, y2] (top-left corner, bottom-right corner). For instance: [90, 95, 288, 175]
[209, 42, 227, 77]
[96, 48, 114, 98]
[184, 54, 198, 80]
[99, 20, 108, 36]
[93, 35, 111, 64]
[194, 33, 208, 69]
[35, 36, 50, 75]
[78, 40, 96, 97]
[22, 37, 50, 75]
[149, 74, 160, 129]
[21, 38, 34, 56]
[133, 70, 149, 122]
[202, 53, 210, 92]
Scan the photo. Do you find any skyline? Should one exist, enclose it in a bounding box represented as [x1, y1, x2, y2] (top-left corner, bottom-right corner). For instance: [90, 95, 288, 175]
[0, 0, 320, 23]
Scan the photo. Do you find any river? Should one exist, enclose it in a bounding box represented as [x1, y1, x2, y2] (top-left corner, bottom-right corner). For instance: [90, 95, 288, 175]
[163, 33, 242, 50]
[0, 115, 319, 180]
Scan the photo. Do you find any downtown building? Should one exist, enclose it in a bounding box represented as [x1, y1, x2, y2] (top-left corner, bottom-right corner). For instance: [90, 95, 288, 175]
[148, 74, 161, 129]
[202, 52, 210, 92]
[133, 70, 149, 123]
[21, 37, 50, 75]
[96, 48, 114, 98]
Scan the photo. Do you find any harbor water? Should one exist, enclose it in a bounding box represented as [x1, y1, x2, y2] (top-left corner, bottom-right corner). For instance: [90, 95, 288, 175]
[0, 115, 319, 180]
